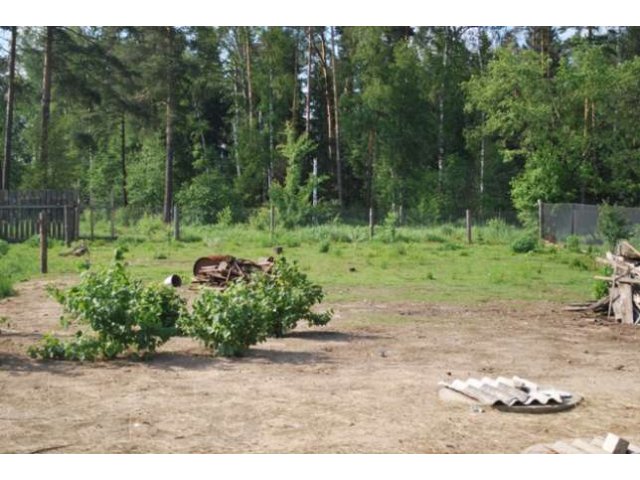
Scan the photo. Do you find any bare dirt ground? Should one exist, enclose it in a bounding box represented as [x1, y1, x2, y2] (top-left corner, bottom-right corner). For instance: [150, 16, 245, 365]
[1, 277, 640, 453]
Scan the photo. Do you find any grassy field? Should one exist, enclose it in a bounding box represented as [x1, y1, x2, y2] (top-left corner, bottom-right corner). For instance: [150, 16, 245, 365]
[0, 218, 602, 305]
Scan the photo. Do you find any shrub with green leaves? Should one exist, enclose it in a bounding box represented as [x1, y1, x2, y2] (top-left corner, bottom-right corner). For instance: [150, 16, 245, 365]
[178, 257, 332, 356]
[0, 239, 9, 257]
[511, 234, 538, 254]
[179, 282, 270, 357]
[258, 257, 332, 338]
[598, 203, 630, 249]
[30, 260, 186, 360]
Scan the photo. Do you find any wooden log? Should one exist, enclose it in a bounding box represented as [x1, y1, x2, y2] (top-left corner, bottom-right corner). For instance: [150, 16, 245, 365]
[613, 283, 635, 324]
[616, 240, 640, 261]
[466, 209, 472, 244]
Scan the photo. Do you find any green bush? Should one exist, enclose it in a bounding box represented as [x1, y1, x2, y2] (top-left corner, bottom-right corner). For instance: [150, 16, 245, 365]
[30, 259, 186, 360]
[258, 257, 332, 338]
[511, 234, 538, 253]
[0, 277, 15, 299]
[0, 239, 9, 257]
[593, 266, 613, 299]
[564, 234, 581, 253]
[179, 282, 269, 357]
[178, 257, 332, 355]
[598, 203, 630, 249]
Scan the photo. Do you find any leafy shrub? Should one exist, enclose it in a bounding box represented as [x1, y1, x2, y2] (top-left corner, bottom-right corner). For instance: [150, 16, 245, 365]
[179, 257, 332, 355]
[180, 282, 269, 357]
[258, 257, 332, 338]
[598, 203, 630, 249]
[136, 214, 170, 241]
[593, 265, 613, 299]
[319, 241, 330, 253]
[0, 277, 14, 299]
[30, 259, 186, 360]
[176, 171, 239, 225]
[216, 206, 234, 226]
[511, 234, 538, 253]
[564, 234, 581, 253]
[0, 239, 9, 257]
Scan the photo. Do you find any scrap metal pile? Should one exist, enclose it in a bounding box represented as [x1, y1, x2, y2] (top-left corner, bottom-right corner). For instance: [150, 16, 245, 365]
[192, 255, 274, 288]
[568, 240, 640, 324]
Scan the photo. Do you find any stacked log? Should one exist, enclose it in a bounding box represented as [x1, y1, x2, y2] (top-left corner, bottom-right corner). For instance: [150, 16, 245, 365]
[592, 241, 640, 324]
[192, 255, 274, 288]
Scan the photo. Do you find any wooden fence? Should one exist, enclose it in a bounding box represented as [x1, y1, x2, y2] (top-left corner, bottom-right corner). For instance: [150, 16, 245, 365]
[0, 190, 80, 243]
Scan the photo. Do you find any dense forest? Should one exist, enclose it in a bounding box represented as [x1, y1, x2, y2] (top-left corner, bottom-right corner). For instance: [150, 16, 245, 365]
[1, 26, 640, 226]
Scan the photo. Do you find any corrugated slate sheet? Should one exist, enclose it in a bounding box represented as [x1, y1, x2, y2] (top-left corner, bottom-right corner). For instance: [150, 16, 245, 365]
[439, 376, 574, 407]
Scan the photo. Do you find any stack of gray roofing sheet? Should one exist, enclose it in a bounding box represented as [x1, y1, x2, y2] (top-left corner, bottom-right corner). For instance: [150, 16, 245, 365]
[439, 376, 574, 407]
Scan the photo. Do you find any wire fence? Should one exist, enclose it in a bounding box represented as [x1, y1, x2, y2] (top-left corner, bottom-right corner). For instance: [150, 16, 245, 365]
[540, 201, 640, 243]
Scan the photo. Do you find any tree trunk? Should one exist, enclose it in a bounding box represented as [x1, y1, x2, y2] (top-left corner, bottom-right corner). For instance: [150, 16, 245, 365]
[232, 79, 241, 177]
[305, 26, 313, 134]
[291, 28, 300, 129]
[437, 29, 448, 189]
[330, 27, 343, 207]
[319, 31, 334, 182]
[40, 26, 54, 188]
[121, 111, 128, 207]
[163, 26, 175, 223]
[268, 68, 274, 191]
[367, 128, 376, 215]
[2, 26, 17, 190]
[244, 27, 254, 129]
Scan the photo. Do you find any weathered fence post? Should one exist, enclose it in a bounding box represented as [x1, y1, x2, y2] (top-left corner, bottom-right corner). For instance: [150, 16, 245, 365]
[74, 204, 79, 241]
[466, 209, 472, 244]
[89, 200, 95, 241]
[538, 199, 543, 240]
[110, 190, 116, 239]
[571, 203, 576, 236]
[369, 207, 375, 239]
[64, 205, 71, 246]
[39, 210, 47, 274]
[173, 204, 180, 241]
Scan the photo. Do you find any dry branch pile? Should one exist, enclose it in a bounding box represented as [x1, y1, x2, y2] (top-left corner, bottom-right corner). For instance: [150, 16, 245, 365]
[192, 255, 274, 288]
[570, 240, 640, 324]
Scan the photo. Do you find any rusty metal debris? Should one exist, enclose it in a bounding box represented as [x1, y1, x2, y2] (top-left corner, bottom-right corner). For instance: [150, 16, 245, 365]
[192, 255, 274, 288]
[438, 376, 582, 413]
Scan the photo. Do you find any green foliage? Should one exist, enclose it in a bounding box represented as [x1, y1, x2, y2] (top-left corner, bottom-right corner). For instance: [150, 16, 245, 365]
[258, 257, 332, 338]
[179, 282, 270, 357]
[0, 277, 15, 299]
[0, 240, 9, 257]
[177, 171, 239, 225]
[511, 234, 538, 254]
[319, 241, 330, 253]
[135, 214, 170, 242]
[269, 123, 319, 228]
[564, 235, 582, 253]
[31, 260, 186, 360]
[593, 266, 613, 299]
[597, 203, 630, 249]
[178, 257, 332, 355]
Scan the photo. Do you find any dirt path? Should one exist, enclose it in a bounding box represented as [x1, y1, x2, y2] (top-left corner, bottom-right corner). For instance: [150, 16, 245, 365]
[1, 278, 640, 453]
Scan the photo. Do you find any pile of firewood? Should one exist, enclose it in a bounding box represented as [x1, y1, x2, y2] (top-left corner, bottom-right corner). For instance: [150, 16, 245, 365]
[569, 241, 640, 324]
[192, 255, 274, 288]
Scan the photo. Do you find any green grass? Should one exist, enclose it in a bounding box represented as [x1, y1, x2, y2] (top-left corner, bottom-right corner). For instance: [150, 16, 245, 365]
[0, 221, 603, 304]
